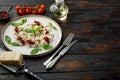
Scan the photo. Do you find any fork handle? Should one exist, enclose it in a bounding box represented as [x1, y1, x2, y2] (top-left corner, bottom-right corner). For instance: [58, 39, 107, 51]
[43, 45, 63, 66]
[24, 69, 44, 80]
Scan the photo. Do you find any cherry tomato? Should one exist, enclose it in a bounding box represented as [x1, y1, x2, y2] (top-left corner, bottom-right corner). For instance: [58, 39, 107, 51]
[16, 4, 46, 15]
[17, 36, 25, 44]
[46, 31, 49, 34]
[43, 36, 49, 43]
[40, 4, 46, 10]
[17, 36, 22, 40]
[34, 5, 40, 9]
[26, 8, 32, 14]
[24, 5, 29, 9]
[14, 27, 19, 33]
[34, 20, 41, 25]
[20, 40, 25, 45]
[18, 8, 25, 15]
[26, 40, 35, 44]
[16, 5, 20, 11]
[21, 6, 26, 12]
[38, 8, 44, 15]
[32, 9, 38, 14]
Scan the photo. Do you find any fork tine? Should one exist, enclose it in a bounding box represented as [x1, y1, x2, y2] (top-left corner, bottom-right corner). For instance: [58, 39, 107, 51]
[63, 33, 74, 45]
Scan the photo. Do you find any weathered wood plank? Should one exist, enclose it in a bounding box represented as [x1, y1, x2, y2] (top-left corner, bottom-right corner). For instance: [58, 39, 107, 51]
[0, 0, 120, 80]
[0, 71, 120, 80]
[1, 54, 120, 74]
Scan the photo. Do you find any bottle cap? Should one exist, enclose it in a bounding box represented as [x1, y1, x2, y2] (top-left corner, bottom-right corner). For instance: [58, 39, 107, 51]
[55, 0, 64, 3]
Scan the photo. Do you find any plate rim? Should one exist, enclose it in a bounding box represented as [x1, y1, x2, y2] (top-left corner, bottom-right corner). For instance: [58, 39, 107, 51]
[1, 14, 62, 57]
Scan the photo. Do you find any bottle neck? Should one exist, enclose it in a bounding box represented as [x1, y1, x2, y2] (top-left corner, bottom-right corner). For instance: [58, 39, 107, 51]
[55, 0, 64, 3]
[55, 0, 64, 6]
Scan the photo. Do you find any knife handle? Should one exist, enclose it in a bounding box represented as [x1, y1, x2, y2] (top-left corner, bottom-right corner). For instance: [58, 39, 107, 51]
[46, 54, 62, 69]
[43, 45, 63, 66]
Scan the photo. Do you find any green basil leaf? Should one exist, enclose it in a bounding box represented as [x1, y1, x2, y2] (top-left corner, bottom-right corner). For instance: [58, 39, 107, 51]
[10, 42, 20, 46]
[32, 29, 36, 34]
[11, 19, 27, 27]
[5, 35, 20, 46]
[42, 44, 53, 50]
[11, 23, 20, 27]
[24, 28, 33, 33]
[5, 35, 11, 44]
[22, 19, 27, 24]
[24, 26, 42, 34]
[31, 48, 41, 54]
[48, 22, 57, 30]
[24, 28, 36, 34]
[35, 26, 42, 32]
[19, 22, 23, 25]
[32, 26, 42, 34]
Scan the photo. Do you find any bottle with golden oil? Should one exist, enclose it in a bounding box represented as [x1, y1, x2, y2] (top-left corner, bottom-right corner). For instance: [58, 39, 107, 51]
[49, 0, 69, 20]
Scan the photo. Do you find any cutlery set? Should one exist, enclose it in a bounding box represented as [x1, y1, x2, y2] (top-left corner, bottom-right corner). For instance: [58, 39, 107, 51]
[43, 33, 77, 69]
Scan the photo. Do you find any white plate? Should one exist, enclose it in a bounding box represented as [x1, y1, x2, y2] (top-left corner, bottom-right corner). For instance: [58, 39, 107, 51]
[1, 15, 62, 57]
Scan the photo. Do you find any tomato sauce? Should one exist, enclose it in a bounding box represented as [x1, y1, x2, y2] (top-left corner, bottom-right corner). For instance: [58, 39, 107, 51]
[0, 11, 9, 19]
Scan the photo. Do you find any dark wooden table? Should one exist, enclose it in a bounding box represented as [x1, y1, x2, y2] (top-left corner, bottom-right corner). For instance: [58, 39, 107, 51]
[0, 0, 120, 80]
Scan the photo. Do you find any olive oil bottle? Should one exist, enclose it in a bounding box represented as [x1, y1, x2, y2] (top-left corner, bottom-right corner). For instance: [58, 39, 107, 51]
[49, 0, 69, 20]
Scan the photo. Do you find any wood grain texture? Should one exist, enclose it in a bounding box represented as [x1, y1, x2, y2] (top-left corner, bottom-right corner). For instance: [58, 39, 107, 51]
[0, 0, 120, 80]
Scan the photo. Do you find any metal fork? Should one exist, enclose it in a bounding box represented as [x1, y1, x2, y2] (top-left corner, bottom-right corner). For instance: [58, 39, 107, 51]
[43, 33, 74, 66]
